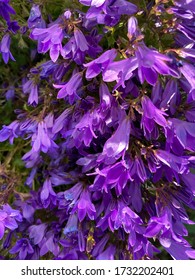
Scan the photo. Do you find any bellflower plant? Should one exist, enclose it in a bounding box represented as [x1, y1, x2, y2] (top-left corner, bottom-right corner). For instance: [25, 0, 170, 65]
[0, 0, 195, 260]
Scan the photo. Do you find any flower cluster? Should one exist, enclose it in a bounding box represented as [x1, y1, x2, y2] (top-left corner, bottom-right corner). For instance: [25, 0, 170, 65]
[0, 0, 195, 260]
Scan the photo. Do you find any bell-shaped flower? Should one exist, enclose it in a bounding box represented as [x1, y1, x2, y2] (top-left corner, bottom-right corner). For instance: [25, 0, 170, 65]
[99, 82, 114, 112]
[0, 120, 20, 144]
[23, 79, 38, 106]
[72, 110, 98, 148]
[74, 28, 89, 52]
[71, 189, 96, 222]
[40, 178, 57, 208]
[0, 34, 15, 64]
[29, 224, 47, 245]
[30, 24, 64, 62]
[167, 118, 195, 154]
[0, 205, 22, 240]
[128, 157, 148, 183]
[64, 214, 78, 235]
[96, 245, 116, 260]
[27, 4, 45, 29]
[0, 0, 15, 22]
[98, 115, 131, 164]
[39, 230, 60, 257]
[127, 16, 141, 41]
[145, 207, 195, 259]
[60, 182, 83, 210]
[141, 96, 168, 138]
[160, 79, 180, 115]
[180, 62, 195, 92]
[154, 149, 189, 174]
[81, 0, 138, 25]
[103, 57, 137, 89]
[32, 121, 57, 153]
[135, 43, 179, 85]
[9, 238, 34, 260]
[83, 49, 117, 79]
[53, 72, 82, 105]
[92, 234, 109, 257]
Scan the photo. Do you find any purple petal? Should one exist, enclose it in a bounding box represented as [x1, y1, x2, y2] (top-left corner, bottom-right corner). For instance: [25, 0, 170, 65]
[0, 222, 5, 240]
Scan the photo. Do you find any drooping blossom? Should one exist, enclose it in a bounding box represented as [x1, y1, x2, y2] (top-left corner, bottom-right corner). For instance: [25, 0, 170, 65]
[30, 24, 65, 62]
[54, 72, 83, 104]
[0, 0, 15, 22]
[0, 34, 15, 64]
[0, 205, 22, 240]
[98, 115, 131, 164]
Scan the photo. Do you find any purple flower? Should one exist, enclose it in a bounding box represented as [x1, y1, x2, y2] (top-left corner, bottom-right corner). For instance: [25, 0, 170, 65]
[160, 79, 180, 115]
[83, 49, 117, 79]
[108, 0, 138, 16]
[128, 182, 142, 212]
[141, 96, 168, 138]
[71, 189, 96, 222]
[114, 201, 144, 235]
[96, 245, 116, 260]
[181, 172, 195, 195]
[99, 82, 114, 112]
[28, 4, 45, 29]
[29, 224, 46, 245]
[135, 43, 179, 85]
[129, 157, 148, 183]
[178, 22, 195, 41]
[92, 234, 109, 257]
[0, 0, 15, 22]
[32, 120, 58, 153]
[23, 79, 38, 106]
[145, 207, 195, 260]
[82, 0, 137, 27]
[177, 48, 195, 59]
[103, 57, 137, 89]
[0, 205, 22, 240]
[154, 149, 189, 174]
[0, 120, 19, 144]
[22, 150, 41, 168]
[91, 160, 132, 195]
[166, 118, 195, 154]
[180, 62, 195, 92]
[9, 238, 34, 259]
[59, 182, 83, 210]
[62, 28, 102, 64]
[53, 72, 82, 104]
[22, 203, 35, 222]
[73, 115, 97, 148]
[64, 10, 71, 19]
[30, 24, 64, 62]
[7, 21, 20, 34]
[98, 115, 131, 164]
[77, 154, 99, 173]
[5, 86, 15, 100]
[122, 206, 145, 244]
[0, 213, 7, 240]
[40, 178, 57, 208]
[39, 230, 60, 257]
[64, 214, 78, 234]
[166, 241, 195, 260]
[127, 16, 141, 41]
[0, 34, 15, 64]
[52, 108, 72, 134]
[74, 28, 89, 52]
